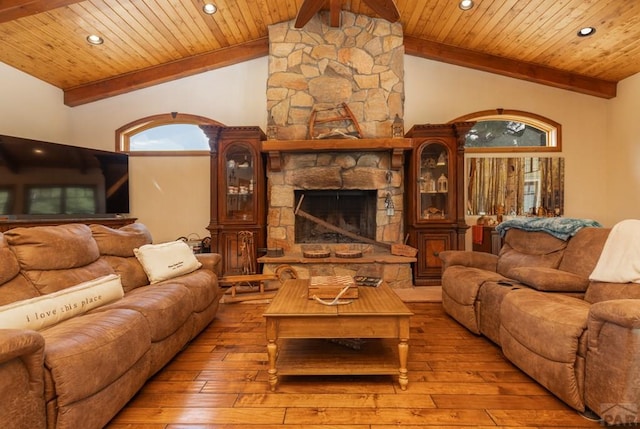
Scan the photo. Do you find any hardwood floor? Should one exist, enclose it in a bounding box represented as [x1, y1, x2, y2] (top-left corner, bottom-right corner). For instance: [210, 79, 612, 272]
[107, 302, 601, 428]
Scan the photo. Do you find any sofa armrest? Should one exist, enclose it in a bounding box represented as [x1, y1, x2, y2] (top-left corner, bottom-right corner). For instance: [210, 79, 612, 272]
[0, 329, 46, 429]
[0, 329, 45, 374]
[196, 252, 223, 277]
[439, 250, 498, 272]
[585, 300, 640, 424]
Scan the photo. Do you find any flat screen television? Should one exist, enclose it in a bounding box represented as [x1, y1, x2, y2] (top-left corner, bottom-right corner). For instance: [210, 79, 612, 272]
[0, 135, 129, 219]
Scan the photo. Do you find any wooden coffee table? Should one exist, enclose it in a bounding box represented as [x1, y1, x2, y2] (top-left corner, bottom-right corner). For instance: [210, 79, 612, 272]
[263, 278, 413, 391]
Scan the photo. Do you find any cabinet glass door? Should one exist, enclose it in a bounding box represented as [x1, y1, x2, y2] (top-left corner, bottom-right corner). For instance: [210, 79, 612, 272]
[225, 145, 254, 221]
[418, 142, 450, 220]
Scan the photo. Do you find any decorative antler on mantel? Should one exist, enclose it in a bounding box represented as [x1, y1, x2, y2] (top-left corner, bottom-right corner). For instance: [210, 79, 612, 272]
[295, 0, 400, 28]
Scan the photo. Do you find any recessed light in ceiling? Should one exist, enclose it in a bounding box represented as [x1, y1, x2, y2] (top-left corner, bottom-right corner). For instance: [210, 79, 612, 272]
[86, 34, 104, 45]
[577, 27, 596, 37]
[203, 3, 217, 15]
[459, 0, 474, 11]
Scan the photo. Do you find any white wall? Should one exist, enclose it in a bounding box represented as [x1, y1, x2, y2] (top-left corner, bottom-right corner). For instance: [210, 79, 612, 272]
[0, 62, 70, 143]
[404, 57, 610, 226]
[1, 55, 635, 242]
[68, 58, 268, 242]
[607, 72, 640, 225]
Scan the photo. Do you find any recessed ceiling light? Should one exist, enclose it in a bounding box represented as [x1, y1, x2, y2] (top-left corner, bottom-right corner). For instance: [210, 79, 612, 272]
[459, 0, 474, 11]
[86, 34, 104, 45]
[203, 3, 217, 15]
[577, 26, 596, 37]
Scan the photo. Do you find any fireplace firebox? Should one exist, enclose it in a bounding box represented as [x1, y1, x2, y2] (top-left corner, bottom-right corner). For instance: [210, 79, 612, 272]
[294, 190, 377, 243]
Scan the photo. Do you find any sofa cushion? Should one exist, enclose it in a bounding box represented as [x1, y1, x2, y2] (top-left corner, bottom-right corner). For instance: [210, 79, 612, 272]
[584, 281, 640, 304]
[90, 223, 152, 257]
[500, 289, 591, 411]
[558, 227, 609, 278]
[496, 229, 567, 278]
[20, 259, 115, 296]
[5, 224, 115, 295]
[508, 267, 590, 292]
[41, 308, 150, 405]
[162, 269, 219, 313]
[5, 224, 100, 271]
[0, 234, 40, 306]
[0, 234, 20, 285]
[134, 241, 202, 284]
[477, 281, 522, 345]
[96, 283, 193, 342]
[589, 220, 640, 284]
[100, 255, 150, 293]
[441, 265, 507, 334]
[0, 274, 124, 331]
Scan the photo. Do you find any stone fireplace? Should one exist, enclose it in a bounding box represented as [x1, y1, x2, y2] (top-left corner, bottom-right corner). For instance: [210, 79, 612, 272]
[258, 12, 414, 287]
[260, 145, 414, 288]
[266, 149, 403, 251]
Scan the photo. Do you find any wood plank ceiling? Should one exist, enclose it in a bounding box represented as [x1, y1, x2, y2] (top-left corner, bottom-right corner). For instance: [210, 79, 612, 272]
[1, 0, 638, 106]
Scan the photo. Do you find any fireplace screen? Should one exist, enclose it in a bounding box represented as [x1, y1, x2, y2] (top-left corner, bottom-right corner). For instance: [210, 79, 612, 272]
[294, 190, 377, 243]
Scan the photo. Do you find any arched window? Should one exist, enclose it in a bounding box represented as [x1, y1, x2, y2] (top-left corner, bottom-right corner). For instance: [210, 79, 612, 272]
[453, 110, 564, 217]
[451, 109, 561, 153]
[116, 113, 224, 155]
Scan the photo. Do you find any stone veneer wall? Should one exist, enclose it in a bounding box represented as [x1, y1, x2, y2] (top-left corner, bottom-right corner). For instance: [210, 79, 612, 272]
[267, 11, 404, 139]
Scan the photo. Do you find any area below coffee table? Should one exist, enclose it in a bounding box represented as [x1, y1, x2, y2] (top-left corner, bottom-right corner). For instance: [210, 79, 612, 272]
[276, 338, 402, 377]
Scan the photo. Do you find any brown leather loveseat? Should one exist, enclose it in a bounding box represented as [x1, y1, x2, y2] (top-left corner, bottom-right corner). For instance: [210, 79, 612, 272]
[0, 223, 222, 429]
[440, 218, 640, 425]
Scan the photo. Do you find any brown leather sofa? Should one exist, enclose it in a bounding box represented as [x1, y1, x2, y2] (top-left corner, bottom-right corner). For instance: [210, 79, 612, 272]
[440, 225, 640, 425]
[0, 223, 222, 429]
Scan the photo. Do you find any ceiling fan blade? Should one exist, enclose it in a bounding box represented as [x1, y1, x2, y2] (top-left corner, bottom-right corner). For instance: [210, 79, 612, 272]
[363, 0, 400, 22]
[295, 0, 326, 28]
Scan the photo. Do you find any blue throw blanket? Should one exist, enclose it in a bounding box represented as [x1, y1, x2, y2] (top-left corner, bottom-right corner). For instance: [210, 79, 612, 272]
[495, 217, 602, 240]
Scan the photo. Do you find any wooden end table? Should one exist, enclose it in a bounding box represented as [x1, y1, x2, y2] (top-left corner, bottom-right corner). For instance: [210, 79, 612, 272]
[263, 279, 413, 391]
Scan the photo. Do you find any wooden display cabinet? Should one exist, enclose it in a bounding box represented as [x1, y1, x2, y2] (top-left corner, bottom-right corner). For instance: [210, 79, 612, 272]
[203, 125, 267, 276]
[405, 122, 474, 285]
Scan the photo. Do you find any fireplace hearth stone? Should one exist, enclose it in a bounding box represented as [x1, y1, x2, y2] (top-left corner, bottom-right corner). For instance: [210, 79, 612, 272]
[258, 251, 415, 289]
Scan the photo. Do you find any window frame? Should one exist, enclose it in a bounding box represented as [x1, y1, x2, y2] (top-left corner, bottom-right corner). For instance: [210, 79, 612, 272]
[451, 109, 561, 153]
[116, 113, 224, 156]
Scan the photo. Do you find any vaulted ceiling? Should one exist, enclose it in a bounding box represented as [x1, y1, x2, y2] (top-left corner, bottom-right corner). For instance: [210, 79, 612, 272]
[1, 0, 639, 106]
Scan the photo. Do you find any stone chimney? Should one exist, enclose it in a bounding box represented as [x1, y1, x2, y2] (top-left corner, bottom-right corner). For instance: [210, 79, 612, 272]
[267, 11, 405, 140]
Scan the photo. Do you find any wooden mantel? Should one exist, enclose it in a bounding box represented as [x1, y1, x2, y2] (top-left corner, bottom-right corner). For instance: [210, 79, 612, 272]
[261, 138, 413, 171]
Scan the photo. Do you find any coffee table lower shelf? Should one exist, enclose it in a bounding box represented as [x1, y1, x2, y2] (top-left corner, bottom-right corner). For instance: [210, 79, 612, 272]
[274, 338, 401, 378]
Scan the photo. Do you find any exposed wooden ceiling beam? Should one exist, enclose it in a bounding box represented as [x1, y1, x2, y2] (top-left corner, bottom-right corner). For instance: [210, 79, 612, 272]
[329, 0, 341, 27]
[63, 31, 618, 107]
[404, 36, 617, 99]
[295, 0, 326, 28]
[63, 37, 269, 107]
[363, 0, 400, 23]
[0, 0, 83, 23]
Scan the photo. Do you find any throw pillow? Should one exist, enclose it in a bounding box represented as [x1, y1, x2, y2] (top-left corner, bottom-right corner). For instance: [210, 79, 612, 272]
[134, 240, 202, 284]
[0, 274, 124, 331]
